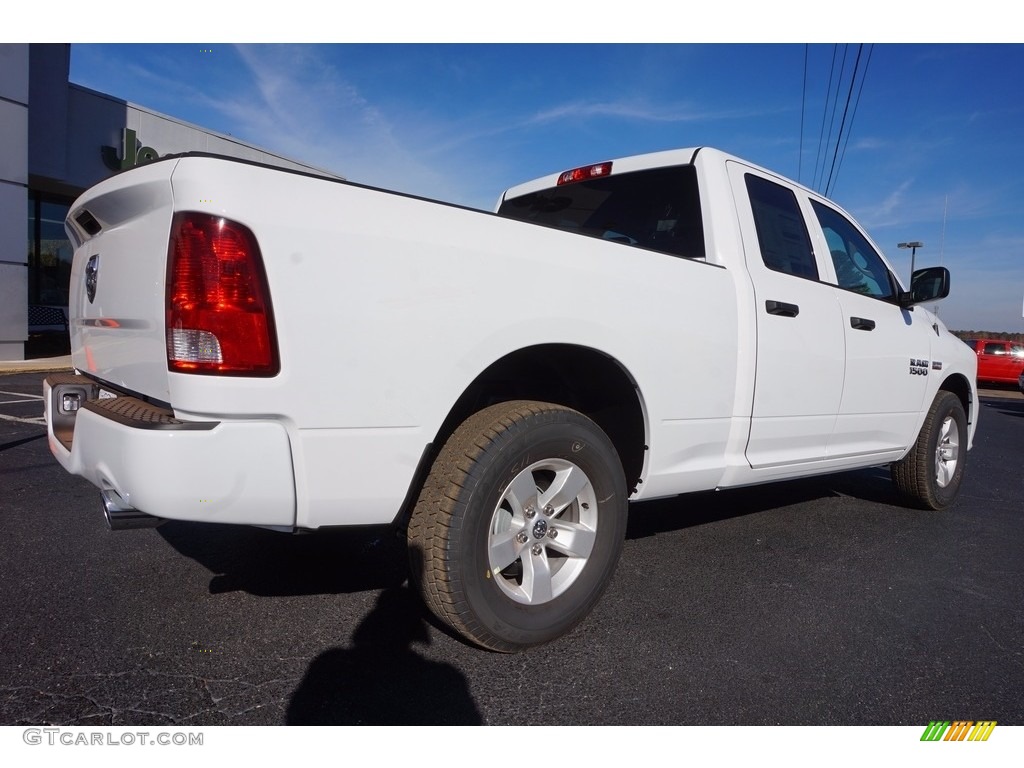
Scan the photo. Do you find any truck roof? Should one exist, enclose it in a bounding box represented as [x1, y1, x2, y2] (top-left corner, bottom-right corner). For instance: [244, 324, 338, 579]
[498, 145, 854, 221]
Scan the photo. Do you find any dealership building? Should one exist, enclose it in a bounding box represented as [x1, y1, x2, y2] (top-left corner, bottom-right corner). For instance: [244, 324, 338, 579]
[0, 43, 337, 361]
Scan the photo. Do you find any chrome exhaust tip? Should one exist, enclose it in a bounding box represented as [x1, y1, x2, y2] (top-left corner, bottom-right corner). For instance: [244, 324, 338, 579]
[101, 489, 165, 530]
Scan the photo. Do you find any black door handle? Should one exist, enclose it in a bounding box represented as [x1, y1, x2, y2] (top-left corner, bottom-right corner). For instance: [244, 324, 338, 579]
[765, 300, 800, 317]
[850, 316, 876, 331]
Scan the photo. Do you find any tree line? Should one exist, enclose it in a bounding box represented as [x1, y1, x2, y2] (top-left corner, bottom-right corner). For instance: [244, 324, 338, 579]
[951, 330, 1024, 343]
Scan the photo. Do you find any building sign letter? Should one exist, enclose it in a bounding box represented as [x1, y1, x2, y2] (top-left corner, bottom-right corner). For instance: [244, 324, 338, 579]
[101, 128, 160, 171]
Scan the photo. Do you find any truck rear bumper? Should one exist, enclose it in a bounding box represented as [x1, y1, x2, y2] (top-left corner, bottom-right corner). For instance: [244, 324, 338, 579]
[44, 374, 296, 527]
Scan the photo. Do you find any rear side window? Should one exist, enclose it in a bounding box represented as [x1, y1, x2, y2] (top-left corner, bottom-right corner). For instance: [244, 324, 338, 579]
[498, 165, 705, 260]
[983, 343, 1007, 355]
[744, 174, 818, 279]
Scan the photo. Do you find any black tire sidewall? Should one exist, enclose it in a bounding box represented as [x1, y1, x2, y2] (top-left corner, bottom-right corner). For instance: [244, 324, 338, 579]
[453, 412, 627, 648]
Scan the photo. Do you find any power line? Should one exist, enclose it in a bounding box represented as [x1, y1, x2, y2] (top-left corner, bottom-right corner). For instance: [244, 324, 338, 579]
[820, 44, 852, 192]
[799, 44, 808, 184]
[830, 44, 873, 197]
[812, 44, 841, 192]
[815, 44, 854, 193]
[805, 44, 873, 197]
[824, 43, 864, 197]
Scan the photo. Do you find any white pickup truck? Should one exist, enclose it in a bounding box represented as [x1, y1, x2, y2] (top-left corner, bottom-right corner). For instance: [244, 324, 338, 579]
[45, 147, 978, 652]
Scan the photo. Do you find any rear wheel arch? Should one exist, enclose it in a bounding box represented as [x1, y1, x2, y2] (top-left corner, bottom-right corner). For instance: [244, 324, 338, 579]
[427, 344, 648, 496]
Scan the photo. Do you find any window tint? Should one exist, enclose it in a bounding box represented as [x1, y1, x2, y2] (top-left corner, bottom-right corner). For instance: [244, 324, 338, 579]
[984, 343, 1007, 355]
[498, 165, 705, 260]
[744, 174, 818, 279]
[811, 201, 895, 300]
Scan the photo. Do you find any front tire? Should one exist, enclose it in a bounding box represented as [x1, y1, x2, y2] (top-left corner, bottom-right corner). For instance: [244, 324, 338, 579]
[407, 401, 628, 652]
[891, 390, 967, 510]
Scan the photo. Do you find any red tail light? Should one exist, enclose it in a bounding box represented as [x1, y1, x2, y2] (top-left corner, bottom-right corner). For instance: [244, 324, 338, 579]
[166, 213, 279, 375]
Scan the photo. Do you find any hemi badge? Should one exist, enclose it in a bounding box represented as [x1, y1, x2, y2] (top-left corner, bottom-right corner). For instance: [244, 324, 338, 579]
[932, 361, 943, 371]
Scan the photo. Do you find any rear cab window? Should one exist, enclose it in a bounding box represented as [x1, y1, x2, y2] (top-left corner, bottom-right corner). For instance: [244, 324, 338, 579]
[744, 174, 819, 280]
[497, 165, 706, 260]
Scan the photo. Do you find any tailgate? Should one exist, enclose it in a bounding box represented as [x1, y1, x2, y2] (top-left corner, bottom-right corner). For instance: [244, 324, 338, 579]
[65, 159, 179, 402]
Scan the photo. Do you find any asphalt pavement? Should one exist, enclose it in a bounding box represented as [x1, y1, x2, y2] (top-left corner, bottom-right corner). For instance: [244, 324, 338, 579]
[1, 370, 1022, 725]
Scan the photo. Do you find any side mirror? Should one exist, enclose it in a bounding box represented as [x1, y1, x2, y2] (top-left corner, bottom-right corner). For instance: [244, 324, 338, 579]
[899, 266, 950, 308]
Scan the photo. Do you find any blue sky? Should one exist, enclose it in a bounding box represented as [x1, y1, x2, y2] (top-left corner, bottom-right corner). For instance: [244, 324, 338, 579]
[67, 42, 1024, 333]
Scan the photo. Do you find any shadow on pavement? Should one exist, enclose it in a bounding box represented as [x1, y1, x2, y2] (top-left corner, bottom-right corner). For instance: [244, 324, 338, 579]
[159, 466, 908, 591]
[286, 586, 482, 725]
[158, 522, 408, 597]
[0, 433, 46, 453]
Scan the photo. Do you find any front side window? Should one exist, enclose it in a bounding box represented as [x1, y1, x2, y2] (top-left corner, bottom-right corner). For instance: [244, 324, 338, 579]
[983, 343, 1007, 356]
[744, 174, 818, 279]
[811, 201, 895, 301]
[498, 165, 705, 260]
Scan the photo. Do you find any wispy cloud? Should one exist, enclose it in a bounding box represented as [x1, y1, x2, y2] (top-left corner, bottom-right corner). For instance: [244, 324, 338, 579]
[207, 45, 476, 202]
[856, 179, 915, 228]
[524, 100, 754, 126]
[850, 137, 887, 150]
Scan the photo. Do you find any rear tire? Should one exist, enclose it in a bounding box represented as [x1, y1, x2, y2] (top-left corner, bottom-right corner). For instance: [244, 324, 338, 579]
[891, 391, 967, 510]
[407, 401, 628, 652]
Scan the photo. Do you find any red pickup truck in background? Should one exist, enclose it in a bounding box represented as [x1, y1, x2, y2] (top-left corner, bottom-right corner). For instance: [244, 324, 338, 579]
[965, 339, 1024, 385]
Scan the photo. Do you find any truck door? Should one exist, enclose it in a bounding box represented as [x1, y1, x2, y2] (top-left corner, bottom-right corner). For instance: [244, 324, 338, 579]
[727, 163, 846, 468]
[807, 200, 933, 456]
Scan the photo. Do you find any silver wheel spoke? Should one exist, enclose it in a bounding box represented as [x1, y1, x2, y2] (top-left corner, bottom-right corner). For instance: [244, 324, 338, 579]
[520, 549, 554, 603]
[489, 529, 522, 573]
[505, 470, 539, 516]
[937, 457, 953, 487]
[547, 521, 596, 559]
[539, 464, 591, 514]
[934, 415, 960, 489]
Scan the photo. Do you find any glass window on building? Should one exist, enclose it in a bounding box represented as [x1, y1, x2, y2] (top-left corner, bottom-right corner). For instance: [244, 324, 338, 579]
[28, 194, 74, 308]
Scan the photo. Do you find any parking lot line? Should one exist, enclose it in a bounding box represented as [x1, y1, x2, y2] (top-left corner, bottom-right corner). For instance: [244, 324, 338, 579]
[0, 391, 44, 410]
[0, 412, 46, 426]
